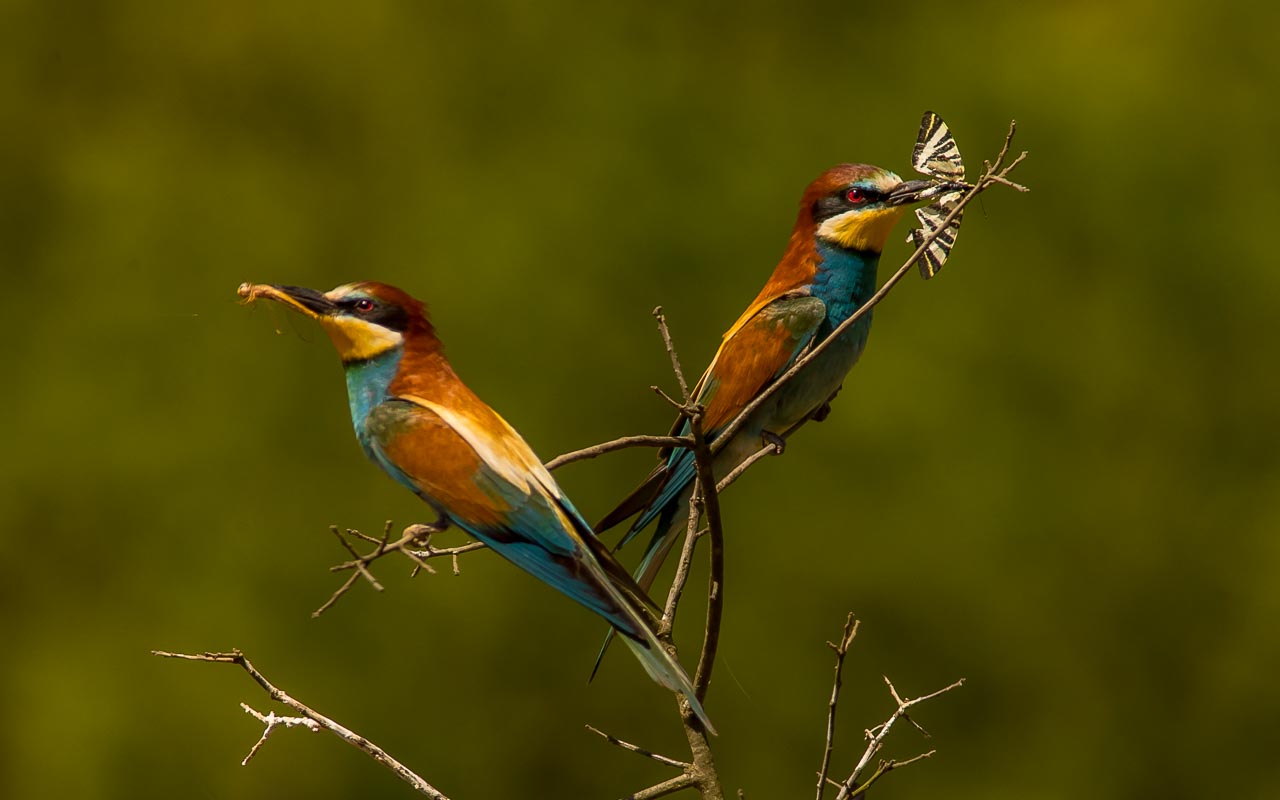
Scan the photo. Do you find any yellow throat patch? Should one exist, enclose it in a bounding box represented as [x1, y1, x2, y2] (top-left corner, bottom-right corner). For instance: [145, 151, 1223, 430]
[319, 316, 404, 362]
[817, 205, 910, 253]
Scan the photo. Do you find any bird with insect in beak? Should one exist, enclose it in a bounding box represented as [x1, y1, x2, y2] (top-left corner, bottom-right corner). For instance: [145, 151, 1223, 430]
[237, 280, 714, 732]
[591, 164, 963, 674]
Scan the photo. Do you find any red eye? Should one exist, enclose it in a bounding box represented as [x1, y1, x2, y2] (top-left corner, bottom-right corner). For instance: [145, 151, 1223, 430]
[353, 298, 375, 313]
[846, 188, 868, 204]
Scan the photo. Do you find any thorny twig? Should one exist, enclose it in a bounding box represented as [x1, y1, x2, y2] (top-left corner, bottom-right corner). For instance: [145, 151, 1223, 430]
[831, 674, 966, 800]
[238, 703, 320, 765]
[606, 310, 726, 800]
[311, 520, 486, 617]
[585, 724, 689, 769]
[151, 650, 451, 799]
[809, 614, 963, 800]
[815, 614, 860, 800]
[645, 307, 729, 706]
[654, 305, 693, 402]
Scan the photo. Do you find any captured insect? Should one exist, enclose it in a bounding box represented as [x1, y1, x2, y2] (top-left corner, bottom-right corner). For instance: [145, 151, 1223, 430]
[907, 111, 971, 279]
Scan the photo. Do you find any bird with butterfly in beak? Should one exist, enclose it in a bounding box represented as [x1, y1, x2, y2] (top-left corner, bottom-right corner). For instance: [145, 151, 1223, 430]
[238, 280, 713, 732]
[591, 165, 961, 673]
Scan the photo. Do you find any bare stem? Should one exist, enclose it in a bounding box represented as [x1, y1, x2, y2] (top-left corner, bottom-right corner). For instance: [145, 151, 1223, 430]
[313, 521, 485, 616]
[627, 774, 698, 800]
[715, 440, 783, 494]
[545, 434, 692, 471]
[151, 650, 451, 799]
[585, 724, 690, 769]
[653, 305, 692, 403]
[815, 614, 859, 800]
[660, 484, 707, 634]
[688, 412, 725, 704]
[615, 310, 727, 800]
[832, 676, 965, 800]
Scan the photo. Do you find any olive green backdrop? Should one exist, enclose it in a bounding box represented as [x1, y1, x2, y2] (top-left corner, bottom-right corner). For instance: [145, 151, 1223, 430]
[4, 1, 1277, 798]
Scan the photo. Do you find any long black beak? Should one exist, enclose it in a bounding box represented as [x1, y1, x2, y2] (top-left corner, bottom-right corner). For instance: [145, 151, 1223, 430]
[885, 179, 970, 207]
[237, 283, 337, 318]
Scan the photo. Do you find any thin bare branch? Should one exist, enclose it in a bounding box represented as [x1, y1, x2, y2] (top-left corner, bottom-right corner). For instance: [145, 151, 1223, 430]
[652, 384, 687, 411]
[313, 521, 484, 617]
[312, 573, 361, 618]
[843, 750, 937, 799]
[659, 478, 707, 634]
[152, 650, 450, 799]
[331, 525, 386, 592]
[545, 434, 692, 471]
[815, 614, 860, 800]
[832, 676, 965, 800]
[239, 703, 320, 765]
[687, 411, 725, 705]
[627, 774, 698, 800]
[403, 540, 488, 570]
[653, 306, 692, 403]
[715, 440, 782, 494]
[585, 724, 690, 769]
[620, 314, 724, 799]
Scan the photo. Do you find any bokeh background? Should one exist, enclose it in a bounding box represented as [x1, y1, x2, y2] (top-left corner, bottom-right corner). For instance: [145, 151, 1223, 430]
[4, 1, 1278, 798]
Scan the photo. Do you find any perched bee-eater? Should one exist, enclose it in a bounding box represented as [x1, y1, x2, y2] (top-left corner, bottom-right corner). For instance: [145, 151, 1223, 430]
[239, 281, 713, 732]
[592, 165, 954, 666]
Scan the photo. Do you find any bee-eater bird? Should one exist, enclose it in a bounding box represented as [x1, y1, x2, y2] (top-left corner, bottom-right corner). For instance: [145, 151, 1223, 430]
[238, 280, 713, 732]
[591, 165, 955, 669]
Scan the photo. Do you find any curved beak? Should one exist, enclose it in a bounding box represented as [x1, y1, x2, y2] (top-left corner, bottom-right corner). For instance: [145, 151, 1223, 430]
[237, 283, 337, 319]
[885, 179, 970, 207]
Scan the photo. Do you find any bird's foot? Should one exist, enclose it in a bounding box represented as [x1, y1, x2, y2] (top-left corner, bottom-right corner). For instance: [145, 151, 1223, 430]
[403, 519, 449, 546]
[811, 386, 842, 422]
[761, 430, 786, 455]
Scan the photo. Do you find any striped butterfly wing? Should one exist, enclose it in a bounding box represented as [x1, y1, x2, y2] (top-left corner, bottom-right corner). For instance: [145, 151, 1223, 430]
[908, 111, 967, 278]
[907, 191, 963, 279]
[912, 111, 966, 181]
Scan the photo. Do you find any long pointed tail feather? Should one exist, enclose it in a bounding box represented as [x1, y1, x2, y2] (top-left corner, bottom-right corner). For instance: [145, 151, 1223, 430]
[589, 504, 685, 682]
[560, 500, 715, 733]
[620, 634, 714, 734]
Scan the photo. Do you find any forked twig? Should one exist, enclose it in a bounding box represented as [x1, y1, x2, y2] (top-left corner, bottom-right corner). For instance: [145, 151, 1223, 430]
[151, 649, 450, 799]
[814, 614, 859, 800]
[312, 521, 486, 617]
[809, 614, 963, 800]
[831, 675, 965, 800]
[238, 703, 320, 765]
[603, 310, 727, 800]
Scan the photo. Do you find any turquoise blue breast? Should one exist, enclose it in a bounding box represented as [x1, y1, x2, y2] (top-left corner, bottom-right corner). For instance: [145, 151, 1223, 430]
[811, 241, 880, 340]
[343, 350, 402, 452]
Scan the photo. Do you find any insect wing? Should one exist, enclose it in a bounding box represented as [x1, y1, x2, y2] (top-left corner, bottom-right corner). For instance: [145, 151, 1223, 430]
[907, 192, 964, 279]
[912, 111, 966, 182]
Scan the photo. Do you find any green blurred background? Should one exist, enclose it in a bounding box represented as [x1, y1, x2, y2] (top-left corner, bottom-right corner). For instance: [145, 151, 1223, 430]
[4, 1, 1278, 798]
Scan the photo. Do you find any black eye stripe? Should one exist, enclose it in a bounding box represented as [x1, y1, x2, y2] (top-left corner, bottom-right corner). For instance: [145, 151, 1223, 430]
[812, 185, 885, 222]
[338, 296, 411, 332]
